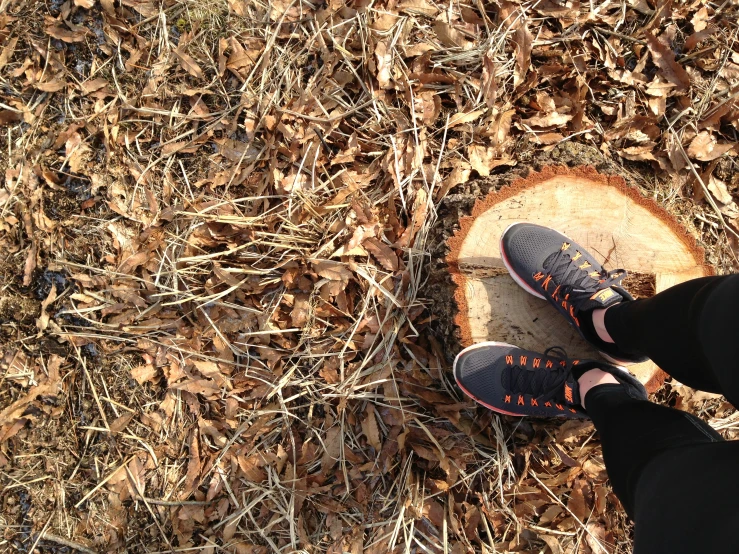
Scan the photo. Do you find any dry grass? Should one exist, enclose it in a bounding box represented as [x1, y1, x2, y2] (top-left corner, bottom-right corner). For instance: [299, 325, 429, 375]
[1, 0, 738, 553]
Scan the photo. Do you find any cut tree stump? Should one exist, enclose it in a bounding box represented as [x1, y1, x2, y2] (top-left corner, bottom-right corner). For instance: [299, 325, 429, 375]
[447, 166, 712, 393]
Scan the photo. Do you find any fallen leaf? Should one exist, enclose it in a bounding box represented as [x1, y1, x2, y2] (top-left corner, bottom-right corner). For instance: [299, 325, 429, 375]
[364, 237, 399, 271]
[691, 6, 710, 32]
[376, 40, 393, 89]
[687, 131, 735, 161]
[110, 413, 134, 434]
[707, 175, 733, 205]
[174, 47, 204, 79]
[539, 534, 563, 554]
[448, 109, 485, 127]
[645, 32, 691, 91]
[0, 36, 18, 71]
[131, 364, 158, 384]
[522, 112, 573, 127]
[46, 24, 87, 43]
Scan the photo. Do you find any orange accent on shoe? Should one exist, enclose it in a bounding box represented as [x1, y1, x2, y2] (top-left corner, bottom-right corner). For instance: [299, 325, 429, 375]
[506, 355, 514, 365]
[533, 271, 546, 281]
[552, 285, 561, 300]
[545, 401, 552, 407]
[564, 385, 574, 403]
[546, 360, 553, 369]
[531, 398, 539, 406]
[572, 360, 579, 365]
[533, 358, 541, 368]
[542, 274, 553, 291]
[570, 305, 576, 318]
[560, 360, 566, 367]
[520, 355, 527, 365]
[589, 270, 600, 279]
[579, 261, 592, 270]
[574, 316, 580, 327]
[561, 242, 570, 251]
[556, 403, 564, 411]
[572, 252, 582, 261]
[505, 395, 511, 403]
[518, 395, 525, 406]
[562, 300, 568, 310]
[570, 408, 577, 413]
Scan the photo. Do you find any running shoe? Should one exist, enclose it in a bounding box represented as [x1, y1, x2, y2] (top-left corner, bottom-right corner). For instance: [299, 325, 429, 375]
[453, 342, 647, 418]
[500, 222, 648, 365]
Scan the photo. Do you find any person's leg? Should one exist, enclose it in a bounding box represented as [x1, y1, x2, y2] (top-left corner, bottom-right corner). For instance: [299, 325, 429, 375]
[602, 274, 739, 399]
[580, 275, 739, 552]
[581, 382, 722, 518]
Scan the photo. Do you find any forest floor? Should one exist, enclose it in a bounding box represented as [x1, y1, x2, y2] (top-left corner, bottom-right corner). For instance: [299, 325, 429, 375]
[1, 0, 739, 553]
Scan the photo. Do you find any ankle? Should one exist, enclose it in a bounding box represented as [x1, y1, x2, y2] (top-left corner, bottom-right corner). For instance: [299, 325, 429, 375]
[577, 368, 620, 409]
[592, 307, 615, 343]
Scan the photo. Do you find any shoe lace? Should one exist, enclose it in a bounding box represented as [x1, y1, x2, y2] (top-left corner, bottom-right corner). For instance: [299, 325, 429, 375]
[542, 245, 626, 313]
[502, 347, 571, 403]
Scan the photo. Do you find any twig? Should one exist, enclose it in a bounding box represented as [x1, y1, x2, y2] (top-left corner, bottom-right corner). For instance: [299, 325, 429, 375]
[37, 532, 98, 554]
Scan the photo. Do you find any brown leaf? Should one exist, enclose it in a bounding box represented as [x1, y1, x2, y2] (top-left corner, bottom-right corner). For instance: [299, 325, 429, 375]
[110, 413, 134, 434]
[645, 33, 691, 91]
[131, 364, 158, 384]
[707, 175, 733, 205]
[468, 144, 514, 176]
[567, 482, 589, 522]
[448, 109, 485, 128]
[687, 131, 735, 161]
[74, 0, 96, 6]
[227, 0, 247, 16]
[376, 40, 392, 89]
[691, 6, 710, 32]
[174, 47, 204, 79]
[513, 18, 533, 88]
[314, 260, 352, 283]
[46, 24, 86, 43]
[0, 36, 18, 71]
[364, 237, 399, 271]
[522, 112, 573, 128]
[539, 534, 563, 554]
[362, 405, 382, 451]
[118, 250, 149, 275]
[619, 144, 656, 161]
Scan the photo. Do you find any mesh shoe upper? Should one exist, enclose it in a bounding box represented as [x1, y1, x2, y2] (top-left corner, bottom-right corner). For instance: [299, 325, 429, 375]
[501, 222, 648, 364]
[454, 342, 648, 419]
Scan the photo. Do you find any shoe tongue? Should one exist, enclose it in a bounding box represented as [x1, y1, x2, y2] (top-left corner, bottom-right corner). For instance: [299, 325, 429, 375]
[580, 287, 623, 310]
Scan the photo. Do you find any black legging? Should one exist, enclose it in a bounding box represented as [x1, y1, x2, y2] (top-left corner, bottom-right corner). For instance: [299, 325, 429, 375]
[586, 275, 739, 553]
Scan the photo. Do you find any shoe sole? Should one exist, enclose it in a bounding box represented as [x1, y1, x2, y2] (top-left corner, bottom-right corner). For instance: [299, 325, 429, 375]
[453, 341, 536, 417]
[500, 222, 636, 366]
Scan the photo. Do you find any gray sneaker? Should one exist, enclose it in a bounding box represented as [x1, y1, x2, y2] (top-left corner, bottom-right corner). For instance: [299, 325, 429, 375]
[500, 222, 648, 365]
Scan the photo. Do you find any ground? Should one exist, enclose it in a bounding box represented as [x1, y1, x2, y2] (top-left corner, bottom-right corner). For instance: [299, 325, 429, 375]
[1, 1, 739, 553]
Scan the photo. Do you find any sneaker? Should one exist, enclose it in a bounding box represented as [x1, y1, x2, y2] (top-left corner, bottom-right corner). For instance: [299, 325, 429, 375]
[500, 222, 648, 365]
[453, 342, 647, 418]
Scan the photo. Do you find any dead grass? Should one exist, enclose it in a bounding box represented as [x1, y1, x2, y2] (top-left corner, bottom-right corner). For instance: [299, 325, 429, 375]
[0, 0, 738, 553]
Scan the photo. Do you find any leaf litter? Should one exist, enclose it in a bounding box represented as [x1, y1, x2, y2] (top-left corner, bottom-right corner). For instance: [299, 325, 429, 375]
[0, 0, 738, 553]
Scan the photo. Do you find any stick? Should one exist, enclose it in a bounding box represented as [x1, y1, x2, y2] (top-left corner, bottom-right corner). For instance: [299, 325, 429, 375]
[37, 532, 98, 554]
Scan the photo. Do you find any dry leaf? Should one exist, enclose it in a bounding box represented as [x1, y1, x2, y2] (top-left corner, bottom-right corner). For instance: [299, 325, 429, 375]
[645, 33, 691, 91]
[522, 112, 573, 128]
[449, 109, 485, 128]
[687, 131, 735, 161]
[46, 24, 87, 43]
[174, 47, 204, 79]
[691, 6, 710, 32]
[376, 40, 392, 89]
[707, 175, 733, 205]
[364, 237, 399, 271]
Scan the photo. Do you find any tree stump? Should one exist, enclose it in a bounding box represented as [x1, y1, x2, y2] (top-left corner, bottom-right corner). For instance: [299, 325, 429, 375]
[447, 166, 712, 393]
